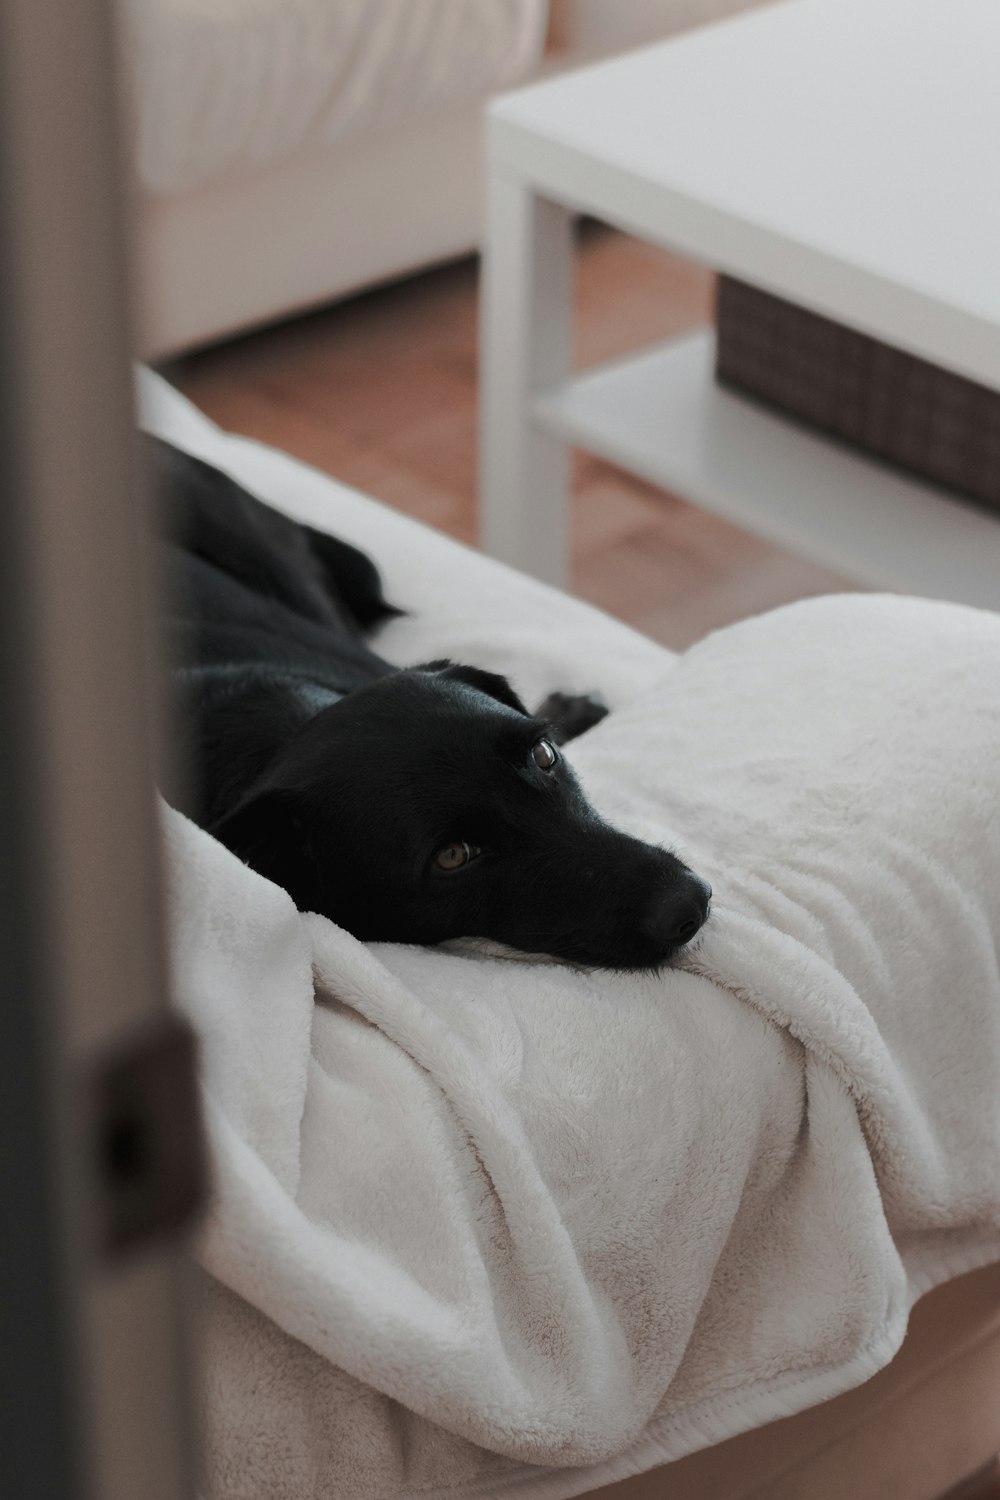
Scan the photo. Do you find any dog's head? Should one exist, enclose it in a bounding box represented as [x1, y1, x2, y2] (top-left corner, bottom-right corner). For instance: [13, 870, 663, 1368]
[211, 662, 710, 970]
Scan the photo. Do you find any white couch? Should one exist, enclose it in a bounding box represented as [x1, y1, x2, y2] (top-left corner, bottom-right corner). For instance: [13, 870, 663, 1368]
[127, 0, 763, 357]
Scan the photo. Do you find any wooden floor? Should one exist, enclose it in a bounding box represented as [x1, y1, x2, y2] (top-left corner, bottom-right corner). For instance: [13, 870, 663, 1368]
[166, 223, 851, 651]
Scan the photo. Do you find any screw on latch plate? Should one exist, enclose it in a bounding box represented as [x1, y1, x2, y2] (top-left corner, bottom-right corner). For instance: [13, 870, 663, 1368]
[90, 1014, 206, 1262]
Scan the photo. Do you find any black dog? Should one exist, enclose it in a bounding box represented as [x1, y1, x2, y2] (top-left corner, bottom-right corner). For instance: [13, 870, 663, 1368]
[151, 437, 711, 969]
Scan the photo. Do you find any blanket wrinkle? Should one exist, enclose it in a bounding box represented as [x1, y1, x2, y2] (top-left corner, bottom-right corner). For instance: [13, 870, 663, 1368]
[306, 921, 672, 1452]
[682, 911, 911, 1139]
[163, 809, 314, 1197]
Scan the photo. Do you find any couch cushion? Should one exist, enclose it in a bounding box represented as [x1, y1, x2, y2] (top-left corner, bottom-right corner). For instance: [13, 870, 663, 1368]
[126, 0, 547, 194]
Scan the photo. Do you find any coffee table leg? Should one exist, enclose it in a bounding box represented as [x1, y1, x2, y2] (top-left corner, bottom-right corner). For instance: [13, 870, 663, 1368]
[479, 173, 573, 586]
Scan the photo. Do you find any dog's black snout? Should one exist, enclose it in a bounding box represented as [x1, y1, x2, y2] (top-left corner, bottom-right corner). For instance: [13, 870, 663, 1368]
[674, 913, 702, 943]
[670, 877, 711, 944]
[645, 872, 712, 951]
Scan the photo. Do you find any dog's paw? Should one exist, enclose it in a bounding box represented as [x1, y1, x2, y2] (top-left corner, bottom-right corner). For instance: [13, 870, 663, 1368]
[534, 690, 610, 743]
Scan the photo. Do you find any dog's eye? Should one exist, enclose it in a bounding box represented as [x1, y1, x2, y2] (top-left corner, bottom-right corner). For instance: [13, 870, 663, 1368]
[531, 738, 558, 771]
[433, 841, 480, 872]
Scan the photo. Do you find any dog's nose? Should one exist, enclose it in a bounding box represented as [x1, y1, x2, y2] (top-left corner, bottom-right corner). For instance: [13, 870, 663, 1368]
[645, 873, 712, 949]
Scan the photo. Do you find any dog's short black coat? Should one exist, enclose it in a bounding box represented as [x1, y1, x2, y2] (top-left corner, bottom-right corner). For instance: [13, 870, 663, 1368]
[151, 436, 711, 969]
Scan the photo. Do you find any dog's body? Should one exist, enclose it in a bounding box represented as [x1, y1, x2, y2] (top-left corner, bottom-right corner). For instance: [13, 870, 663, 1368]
[153, 437, 710, 969]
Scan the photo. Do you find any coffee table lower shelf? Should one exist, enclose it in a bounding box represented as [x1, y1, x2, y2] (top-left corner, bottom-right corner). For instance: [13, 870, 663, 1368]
[532, 331, 1000, 609]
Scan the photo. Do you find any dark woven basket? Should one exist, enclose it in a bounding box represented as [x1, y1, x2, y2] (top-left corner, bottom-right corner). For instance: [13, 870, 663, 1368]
[715, 275, 1000, 511]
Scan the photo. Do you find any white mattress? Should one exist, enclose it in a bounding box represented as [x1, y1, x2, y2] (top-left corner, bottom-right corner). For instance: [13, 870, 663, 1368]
[125, 0, 547, 195]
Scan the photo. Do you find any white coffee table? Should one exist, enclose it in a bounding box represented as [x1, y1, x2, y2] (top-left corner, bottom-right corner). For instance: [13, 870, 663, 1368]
[478, 0, 1000, 607]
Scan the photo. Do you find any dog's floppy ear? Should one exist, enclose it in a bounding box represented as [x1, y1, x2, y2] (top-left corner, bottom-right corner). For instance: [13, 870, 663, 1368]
[416, 659, 530, 716]
[210, 789, 321, 910]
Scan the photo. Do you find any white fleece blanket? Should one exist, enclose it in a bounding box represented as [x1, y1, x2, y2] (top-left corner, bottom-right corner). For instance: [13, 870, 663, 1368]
[143, 375, 1000, 1500]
